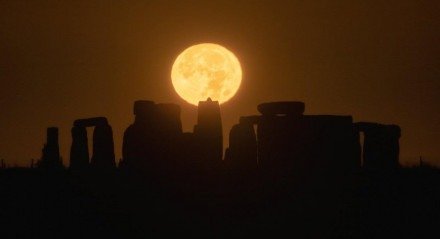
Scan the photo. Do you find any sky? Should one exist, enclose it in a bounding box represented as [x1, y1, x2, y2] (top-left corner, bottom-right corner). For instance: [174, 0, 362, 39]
[0, 0, 439, 167]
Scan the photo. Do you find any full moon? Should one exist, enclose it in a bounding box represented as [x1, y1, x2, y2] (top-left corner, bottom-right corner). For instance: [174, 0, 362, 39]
[171, 43, 242, 106]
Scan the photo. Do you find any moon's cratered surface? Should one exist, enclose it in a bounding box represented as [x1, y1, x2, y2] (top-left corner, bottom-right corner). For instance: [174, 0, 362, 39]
[171, 43, 242, 106]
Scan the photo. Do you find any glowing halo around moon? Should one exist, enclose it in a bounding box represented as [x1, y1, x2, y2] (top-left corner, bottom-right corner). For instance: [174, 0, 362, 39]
[171, 43, 242, 106]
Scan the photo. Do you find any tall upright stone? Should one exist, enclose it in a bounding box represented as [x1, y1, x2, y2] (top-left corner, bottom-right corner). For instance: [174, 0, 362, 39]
[155, 103, 182, 136]
[69, 126, 89, 170]
[257, 102, 305, 171]
[195, 98, 223, 168]
[226, 116, 259, 170]
[155, 103, 183, 170]
[300, 115, 359, 173]
[121, 100, 157, 170]
[38, 127, 63, 169]
[179, 132, 200, 171]
[355, 122, 401, 169]
[91, 123, 116, 169]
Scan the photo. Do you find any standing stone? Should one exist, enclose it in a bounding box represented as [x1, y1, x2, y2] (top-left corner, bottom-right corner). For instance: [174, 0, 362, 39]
[256, 102, 360, 174]
[155, 103, 182, 136]
[121, 100, 156, 170]
[38, 127, 63, 169]
[179, 132, 200, 171]
[355, 122, 401, 169]
[195, 98, 223, 168]
[91, 123, 116, 169]
[70, 117, 116, 170]
[69, 126, 89, 170]
[257, 102, 305, 171]
[227, 120, 258, 170]
[300, 115, 359, 173]
[154, 103, 183, 170]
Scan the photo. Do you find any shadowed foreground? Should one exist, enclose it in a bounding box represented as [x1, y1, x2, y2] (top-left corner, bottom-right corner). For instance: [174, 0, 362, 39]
[2, 100, 437, 237]
[1, 166, 439, 238]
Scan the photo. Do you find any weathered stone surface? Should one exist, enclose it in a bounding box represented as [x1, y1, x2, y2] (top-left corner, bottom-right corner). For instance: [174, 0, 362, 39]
[257, 101, 305, 116]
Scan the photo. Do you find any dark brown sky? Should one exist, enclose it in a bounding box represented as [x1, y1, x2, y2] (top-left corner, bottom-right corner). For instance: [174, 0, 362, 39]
[1, 0, 439, 166]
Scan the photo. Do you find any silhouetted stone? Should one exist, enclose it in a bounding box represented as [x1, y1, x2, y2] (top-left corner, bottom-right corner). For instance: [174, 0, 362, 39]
[69, 117, 116, 170]
[134, 100, 156, 117]
[257, 101, 305, 116]
[257, 106, 359, 174]
[38, 127, 63, 169]
[195, 98, 223, 168]
[91, 123, 116, 169]
[352, 129, 362, 170]
[301, 115, 360, 172]
[227, 121, 258, 170]
[355, 122, 401, 169]
[121, 100, 157, 170]
[154, 103, 183, 170]
[224, 147, 231, 162]
[69, 126, 89, 170]
[74, 117, 108, 127]
[191, 124, 204, 168]
[155, 103, 183, 136]
[179, 132, 202, 171]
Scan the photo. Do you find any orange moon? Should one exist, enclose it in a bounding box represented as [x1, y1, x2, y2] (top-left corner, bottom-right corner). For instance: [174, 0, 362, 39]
[171, 43, 242, 106]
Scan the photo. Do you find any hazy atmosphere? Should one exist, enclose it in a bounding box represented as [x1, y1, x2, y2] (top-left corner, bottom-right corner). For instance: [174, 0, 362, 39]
[1, 0, 439, 166]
